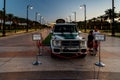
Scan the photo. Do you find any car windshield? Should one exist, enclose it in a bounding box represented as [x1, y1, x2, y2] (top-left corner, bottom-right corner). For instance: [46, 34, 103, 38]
[53, 25, 78, 33]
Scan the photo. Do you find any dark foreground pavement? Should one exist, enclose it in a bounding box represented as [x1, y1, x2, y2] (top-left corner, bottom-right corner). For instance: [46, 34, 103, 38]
[0, 71, 120, 80]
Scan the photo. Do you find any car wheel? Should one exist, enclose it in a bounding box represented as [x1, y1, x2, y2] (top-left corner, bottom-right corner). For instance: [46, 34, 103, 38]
[81, 54, 87, 58]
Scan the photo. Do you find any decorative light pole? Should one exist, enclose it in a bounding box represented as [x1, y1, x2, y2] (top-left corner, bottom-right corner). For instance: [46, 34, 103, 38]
[69, 16, 71, 23]
[112, 0, 115, 36]
[73, 12, 76, 22]
[66, 17, 68, 22]
[2, 0, 6, 36]
[40, 16, 42, 24]
[40, 16, 43, 25]
[35, 12, 40, 30]
[80, 4, 86, 32]
[35, 12, 40, 22]
[26, 5, 33, 32]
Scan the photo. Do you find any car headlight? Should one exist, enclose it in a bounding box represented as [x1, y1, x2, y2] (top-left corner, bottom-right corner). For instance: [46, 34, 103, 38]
[80, 41, 87, 47]
[53, 40, 61, 47]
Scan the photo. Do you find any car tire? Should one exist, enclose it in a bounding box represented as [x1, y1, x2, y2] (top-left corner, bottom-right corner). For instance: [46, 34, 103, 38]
[77, 53, 87, 58]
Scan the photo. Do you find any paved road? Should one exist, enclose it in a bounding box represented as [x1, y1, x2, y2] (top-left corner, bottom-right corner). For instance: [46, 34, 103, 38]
[0, 29, 49, 57]
[0, 29, 120, 80]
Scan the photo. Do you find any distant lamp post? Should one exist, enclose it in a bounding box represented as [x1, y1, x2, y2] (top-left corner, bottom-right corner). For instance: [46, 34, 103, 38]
[69, 16, 71, 23]
[40, 16, 42, 24]
[66, 17, 69, 23]
[42, 17, 45, 25]
[40, 16, 43, 25]
[35, 12, 40, 30]
[35, 12, 40, 22]
[72, 12, 76, 22]
[80, 4, 87, 32]
[26, 5, 33, 32]
[2, 0, 6, 36]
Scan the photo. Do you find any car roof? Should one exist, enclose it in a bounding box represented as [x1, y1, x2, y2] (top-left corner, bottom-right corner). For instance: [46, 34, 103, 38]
[55, 23, 76, 26]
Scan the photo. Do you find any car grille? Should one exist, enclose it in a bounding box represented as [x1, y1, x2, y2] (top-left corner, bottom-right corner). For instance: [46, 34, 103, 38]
[61, 41, 80, 46]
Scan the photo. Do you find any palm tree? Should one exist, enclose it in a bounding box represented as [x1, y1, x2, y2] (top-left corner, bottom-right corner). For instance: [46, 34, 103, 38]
[104, 9, 118, 33]
[13, 16, 19, 33]
[91, 17, 97, 29]
[118, 11, 120, 22]
[7, 13, 14, 30]
[97, 16, 105, 30]
[0, 10, 3, 20]
[105, 9, 112, 20]
[0, 10, 4, 30]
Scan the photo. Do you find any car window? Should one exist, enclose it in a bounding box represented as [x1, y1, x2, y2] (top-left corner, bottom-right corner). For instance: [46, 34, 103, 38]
[53, 25, 77, 33]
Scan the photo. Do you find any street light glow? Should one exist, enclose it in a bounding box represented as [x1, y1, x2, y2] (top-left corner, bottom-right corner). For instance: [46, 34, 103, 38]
[26, 4, 33, 32]
[80, 4, 87, 32]
[80, 4, 85, 9]
[29, 6, 33, 9]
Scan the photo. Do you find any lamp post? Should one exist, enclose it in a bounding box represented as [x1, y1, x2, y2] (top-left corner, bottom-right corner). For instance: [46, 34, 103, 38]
[40, 16, 43, 25]
[69, 16, 71, 23]
[73, 12, 76, 22]
[40, 16, 42, 24]
[35, 12, 40, 30]
[66, 17, 68, 22]
[80, 4, 86, 32]
[112, 0, 115, 36]
[35, 12, 40, 22]
[26, 5, 33, 32]
[2, 0, 6, 36]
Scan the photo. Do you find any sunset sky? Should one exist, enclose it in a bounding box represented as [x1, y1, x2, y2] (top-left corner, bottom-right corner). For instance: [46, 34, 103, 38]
[0, 0, 120, 23]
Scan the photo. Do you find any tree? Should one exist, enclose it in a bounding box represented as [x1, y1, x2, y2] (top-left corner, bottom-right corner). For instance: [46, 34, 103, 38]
[7, 13, 14, 30]
[105, 9, 113, 20]
[0, 10, 4, 29]
[118, 11, 120, 21]
[104, 9, 118, 34]
[0, 10, 3, 20]
[13, 16, 19, 33]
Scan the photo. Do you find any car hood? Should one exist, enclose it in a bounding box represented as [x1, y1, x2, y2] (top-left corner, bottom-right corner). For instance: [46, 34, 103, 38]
[53, 33, 83, 40]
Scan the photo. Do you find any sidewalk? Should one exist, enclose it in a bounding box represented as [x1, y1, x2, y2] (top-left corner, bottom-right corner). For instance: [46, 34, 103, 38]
[0, 29, 38, 37]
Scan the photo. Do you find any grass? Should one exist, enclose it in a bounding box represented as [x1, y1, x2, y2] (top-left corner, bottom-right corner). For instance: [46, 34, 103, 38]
[42, 34, 52, 46]
[111, 35, 120, 38]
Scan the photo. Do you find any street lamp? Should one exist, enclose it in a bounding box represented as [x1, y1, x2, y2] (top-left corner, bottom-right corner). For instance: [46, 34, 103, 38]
[72, 12, 76, 22]
[40, 16, 43, 25]
[26, 5, 33, 32]
[35, 12, 40, 22]
[112, 0, 115, 36]
[69, 16, 71, 23]
[80, 4, 87, 32]
[66, 17, 69, 23]
[40, 16, 42, 24]
[2, 0, 6, 36]
[35, 12, 40, 30]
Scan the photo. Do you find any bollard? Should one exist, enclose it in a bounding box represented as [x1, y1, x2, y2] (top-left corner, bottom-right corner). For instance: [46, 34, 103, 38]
[37, 40, 42, 56]
[33, 54, 42, 65]
[32, 33, 42, 65]
[94, 34, 106, 67]
[95, 42, 105, 67]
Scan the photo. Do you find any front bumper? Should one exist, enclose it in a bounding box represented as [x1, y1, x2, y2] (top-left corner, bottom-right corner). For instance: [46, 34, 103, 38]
[51, 47, 87, 54]
[51, 40, 87, 54]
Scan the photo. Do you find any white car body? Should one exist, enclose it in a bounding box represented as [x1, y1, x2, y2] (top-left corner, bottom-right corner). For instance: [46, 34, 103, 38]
[50, 23, 87, 57]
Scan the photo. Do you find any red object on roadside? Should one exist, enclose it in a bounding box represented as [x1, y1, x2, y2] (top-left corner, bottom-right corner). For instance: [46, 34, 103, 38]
[36, 40, 42, 47]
